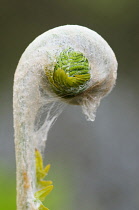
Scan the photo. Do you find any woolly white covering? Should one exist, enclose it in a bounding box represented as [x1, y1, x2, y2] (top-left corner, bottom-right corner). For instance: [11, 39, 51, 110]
[13, 25, 117, 210]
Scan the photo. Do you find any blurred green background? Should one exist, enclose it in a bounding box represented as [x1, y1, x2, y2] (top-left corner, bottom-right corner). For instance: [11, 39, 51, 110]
[0, 0, 139, 209]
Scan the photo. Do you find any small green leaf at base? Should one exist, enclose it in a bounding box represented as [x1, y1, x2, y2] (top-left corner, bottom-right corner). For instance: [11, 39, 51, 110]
[39, 204, 49, 210]
[35, 149, 53, 210]
[34, 185, 54, 201]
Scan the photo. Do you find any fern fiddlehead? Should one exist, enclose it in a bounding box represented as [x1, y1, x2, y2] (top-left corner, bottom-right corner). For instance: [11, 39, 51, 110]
[46, 48, 90, 97]
[13, 25, 117, 210]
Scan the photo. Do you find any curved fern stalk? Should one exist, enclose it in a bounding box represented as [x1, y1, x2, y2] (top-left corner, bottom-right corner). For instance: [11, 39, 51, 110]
[13, 25, 117, 210]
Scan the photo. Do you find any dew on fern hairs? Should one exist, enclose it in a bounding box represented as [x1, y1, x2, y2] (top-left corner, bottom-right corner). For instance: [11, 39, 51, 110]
[13, 25, 117, 210]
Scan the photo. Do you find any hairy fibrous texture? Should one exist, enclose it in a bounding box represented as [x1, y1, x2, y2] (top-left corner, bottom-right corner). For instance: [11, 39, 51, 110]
[13, 25, 117, 210]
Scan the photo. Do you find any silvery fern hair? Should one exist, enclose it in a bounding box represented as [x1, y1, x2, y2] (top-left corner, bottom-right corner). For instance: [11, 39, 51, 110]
[13, 25, 117, 210]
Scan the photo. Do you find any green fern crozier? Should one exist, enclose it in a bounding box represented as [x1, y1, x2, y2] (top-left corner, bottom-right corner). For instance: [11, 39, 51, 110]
[45, 48, 91, 98]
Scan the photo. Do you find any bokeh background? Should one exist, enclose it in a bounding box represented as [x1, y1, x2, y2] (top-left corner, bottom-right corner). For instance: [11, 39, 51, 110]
[0, 0, 139, 209]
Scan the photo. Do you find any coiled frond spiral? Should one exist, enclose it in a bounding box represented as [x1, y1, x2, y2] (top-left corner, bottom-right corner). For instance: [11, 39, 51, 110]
[45, 48, 90, 97]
